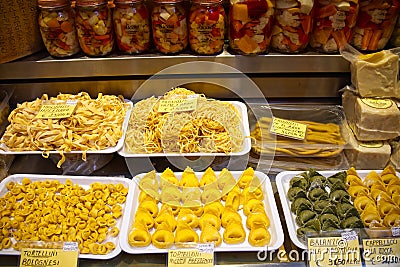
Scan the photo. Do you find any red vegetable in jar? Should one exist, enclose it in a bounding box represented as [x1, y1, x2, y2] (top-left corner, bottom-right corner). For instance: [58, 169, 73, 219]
[351, 0, 400, 51]
[152, 0, 188, 54]
[189, 0, 226, 55]
[75, 0, 115, 56]
[271, 0, 313, 53]
[310, 0, 359, 53]
[38, 0, 80, 57]
[229, 0, 275, 55]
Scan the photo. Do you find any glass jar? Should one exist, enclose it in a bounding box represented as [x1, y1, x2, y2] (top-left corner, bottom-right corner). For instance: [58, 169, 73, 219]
[271, 0, 313, 53]
[189, 0, 226, 55]
[113, 0, 150, 53]
[75, 0, 114, 56]
[229, 0, 275, 55]
[151, 0, 188, 54]
[351, 0, 400, 51]
[310, 0, 359, 53]
[38, 0, 80, 57]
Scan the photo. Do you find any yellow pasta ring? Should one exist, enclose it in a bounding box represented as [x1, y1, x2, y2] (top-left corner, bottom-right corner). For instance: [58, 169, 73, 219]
[128, 226, 151, 247]
[221, 207, 242, 228]
[246, 211, 270, 229]
[139, 200, 159, 218]
[248, 224, 271, 247]
[225, 190, 240, 211]
[203, 202, 224, 218]
[200, 223, 222, 247]
[243, 199, 265, 216]
[238, 167, 255, 189]
[174, 223, 199, 244]
[151, 229, 174, 249]
[199, 213, 221, 230]
[223, 221, 246, 244]
[383, 213, 400, 227]
[347, 185, 369, 200]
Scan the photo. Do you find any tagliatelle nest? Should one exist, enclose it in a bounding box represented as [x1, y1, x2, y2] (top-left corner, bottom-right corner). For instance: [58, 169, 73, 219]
[0, 92, 129, 167]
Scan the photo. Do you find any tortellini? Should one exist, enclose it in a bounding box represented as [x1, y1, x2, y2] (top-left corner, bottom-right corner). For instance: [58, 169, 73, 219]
[346, 166, 400, 228]
[0, 177, 128, 254]
[128, 167, 272, 248]
[288, 169, 364, 238]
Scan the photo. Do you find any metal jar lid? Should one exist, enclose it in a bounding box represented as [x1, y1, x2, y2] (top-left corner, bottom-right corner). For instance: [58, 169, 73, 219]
[75, 0, 108, 7]
[38, 0, 70, 8]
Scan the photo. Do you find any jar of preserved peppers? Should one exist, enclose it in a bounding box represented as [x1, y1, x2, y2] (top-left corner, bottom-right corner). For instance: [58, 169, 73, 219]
[229, 0, 275, 55]
[75, 0, 114, 56]
[351, 0, 400, 51]
[152, 0, 188, 54]
[189, 0, 226, 55]
[310, 0, 358, 53]
[271, 0, 313, 53]
[113, 0, 150, 53]
[38, 0, 80, 57]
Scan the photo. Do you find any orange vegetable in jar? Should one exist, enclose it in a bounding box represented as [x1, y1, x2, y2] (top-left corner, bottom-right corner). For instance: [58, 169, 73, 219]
[38, 0, 80, 57]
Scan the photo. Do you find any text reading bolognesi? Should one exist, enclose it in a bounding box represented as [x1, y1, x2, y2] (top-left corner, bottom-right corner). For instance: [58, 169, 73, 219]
[168, 249, 213, 267]
[307, 237, 362, 267]
[19, 248, 78, 267]
[363, 239, 400, 266]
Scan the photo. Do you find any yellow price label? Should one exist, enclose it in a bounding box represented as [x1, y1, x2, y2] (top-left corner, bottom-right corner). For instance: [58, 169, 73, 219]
[308, 237, 362, 267]
[270, 117, 307, 140]
[19, 248, 78, 267]
[36, 100, 77, 119]
[361, 98, 393, 109]
[363, 238, 400, 266]
[158, 98, 198, 113]
[168, 248, 214, 267]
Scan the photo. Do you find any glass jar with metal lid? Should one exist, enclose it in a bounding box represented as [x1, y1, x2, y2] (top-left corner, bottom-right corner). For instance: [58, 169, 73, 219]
[151, 0, 188, 54]
[113, 0, 150, 54]
[229, 0, 275, 55]
[75, 0, 114, 56]
[189, 0, 226, 55]
[38, 0, 80, 57]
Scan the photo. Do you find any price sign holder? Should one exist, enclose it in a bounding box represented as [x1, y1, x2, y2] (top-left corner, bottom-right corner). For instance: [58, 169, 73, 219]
[36, 100, 78, 119]
[362, 238, 400, 266]
[168, 243, 214, 267]
[306, 230, 362, 267]
[270, 117, 307, 140]
[18, 241, 79, 267]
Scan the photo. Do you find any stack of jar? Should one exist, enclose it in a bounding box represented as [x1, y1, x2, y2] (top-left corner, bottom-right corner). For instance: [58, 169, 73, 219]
[37, 0, 400, 57]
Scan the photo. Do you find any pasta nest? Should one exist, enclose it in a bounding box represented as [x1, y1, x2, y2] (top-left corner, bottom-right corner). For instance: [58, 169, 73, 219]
[125, 88, 243, 154]
[0, 92, 128, 167]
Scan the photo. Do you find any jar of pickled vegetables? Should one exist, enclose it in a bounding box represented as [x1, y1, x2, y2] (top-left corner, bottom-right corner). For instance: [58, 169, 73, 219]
[189, 0, 226, 55]
[75, 0, 114, 56]
[351, 0, 400, 51]
[113, 0, 150, 53]
[229, 0, 275, 55]
[310, 0, 358, 53]
[271, 0, 313, 53]
[38, 0, 80, 57]
[152, 0, 188, 54]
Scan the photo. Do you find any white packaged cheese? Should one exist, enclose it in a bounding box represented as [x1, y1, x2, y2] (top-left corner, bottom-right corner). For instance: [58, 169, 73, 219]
[342, 90, 400, 141]
[350, 50, 399, 98]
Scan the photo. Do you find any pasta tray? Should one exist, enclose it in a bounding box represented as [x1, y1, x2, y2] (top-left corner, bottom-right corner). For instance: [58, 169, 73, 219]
[276, 170, 400, 250]
[0, 101, 132, 155]
[119, 170, 284, 253]
[118, 101, 251, 157]
[0, 174, 134, 259]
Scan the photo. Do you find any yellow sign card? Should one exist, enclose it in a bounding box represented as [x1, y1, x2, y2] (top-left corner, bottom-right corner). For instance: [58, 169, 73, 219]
[168, 249, 214, 267]
[36, 101, 77, 119]
[158, 98, 198, 113]
[270, 117, 307, 140]
[308, 237, 362, 267]
[20, 248, 78, 267]
[363, 238, 400, 266]
[361, 98, 393, 109]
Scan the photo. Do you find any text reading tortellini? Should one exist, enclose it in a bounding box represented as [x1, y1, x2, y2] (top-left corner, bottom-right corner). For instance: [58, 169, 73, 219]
[128, 167, 272, 249]
[0, 178, 128, 255]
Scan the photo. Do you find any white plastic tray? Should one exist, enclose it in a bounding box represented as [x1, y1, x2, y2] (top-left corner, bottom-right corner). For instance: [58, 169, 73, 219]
[118, 101, 251, 157]
[0, 174, 134, 260]
[276, 169, 400, 250]
[0, 101, 132, 155]
[120, 170, 284, 254]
